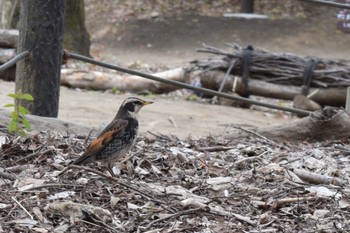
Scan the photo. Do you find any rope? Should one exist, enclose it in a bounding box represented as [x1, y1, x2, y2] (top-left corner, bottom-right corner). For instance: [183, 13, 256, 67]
[240, 45, 254, 98]
[0, 51, 29, 72]
[67, 52, 311, 116]
[302, 58, 319, 96]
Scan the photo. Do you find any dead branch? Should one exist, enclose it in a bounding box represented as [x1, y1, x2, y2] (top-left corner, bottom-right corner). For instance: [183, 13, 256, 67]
[144, 207, 205, 230]
[228, 124, 279, 146]
[253, 107, 350, 142]
[291, 168, 345, 186]
[0, 170, 16, 181]
[196, 146, 236, 152]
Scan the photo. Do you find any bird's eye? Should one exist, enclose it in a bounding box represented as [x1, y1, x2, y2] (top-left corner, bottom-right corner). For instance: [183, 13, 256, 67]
[125, 102, 136, 112]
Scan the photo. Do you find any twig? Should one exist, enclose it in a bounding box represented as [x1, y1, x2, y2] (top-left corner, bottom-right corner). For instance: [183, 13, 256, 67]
[193, 153, 209, 167]
[22, 183, 80, 192]
[196, 146, 236, 152]
[212, 60, 236, 104]
[270, 196, 322, 208]
[15, 147, 51, 163]
[80, 210, 117, 233]
[228, 124, 279, 146]
[0, 170, 16, 181]
[79, 219, 115, 233]
[83, 129, 95, 146]
[4, 164, 30, 173]
[334, 145, 350, 153]
[233, 151, 268, 167]
[11, 197, 33, 220]
[147, 131, 171, 141]
[144, 207, 205, 230]
[67, 165, 174, 212]
[168, 117, 177, 128]
[205, 204, 256, 226]
[291, 168, 344, 186]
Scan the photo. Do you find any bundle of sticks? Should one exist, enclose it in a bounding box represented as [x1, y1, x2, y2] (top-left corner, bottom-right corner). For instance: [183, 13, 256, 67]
[190, 44, 350, 106]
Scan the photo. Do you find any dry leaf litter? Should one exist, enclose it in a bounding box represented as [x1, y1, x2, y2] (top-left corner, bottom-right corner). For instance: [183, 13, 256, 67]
[0, 130, 350, 233]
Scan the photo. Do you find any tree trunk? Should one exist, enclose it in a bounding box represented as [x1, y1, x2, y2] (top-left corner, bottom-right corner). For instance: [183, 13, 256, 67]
[15, 0, 66, 117]
[63, 0, 91, 57]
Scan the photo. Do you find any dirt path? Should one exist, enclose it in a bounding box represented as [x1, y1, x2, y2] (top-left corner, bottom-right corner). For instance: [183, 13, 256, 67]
[0, 80, 292, 138]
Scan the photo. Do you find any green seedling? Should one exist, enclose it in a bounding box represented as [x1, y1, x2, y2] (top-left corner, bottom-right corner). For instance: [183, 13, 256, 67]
[4, 90, 33, 136]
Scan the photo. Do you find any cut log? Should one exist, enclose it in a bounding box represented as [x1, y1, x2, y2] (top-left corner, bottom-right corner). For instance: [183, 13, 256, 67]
[255, 107, 350, 142]
[60, 68, 189, 93]
[199, 71, 346, 106]
[0, 49, 16, 81]
[0, 29, 18, 48]
[293, 95, 321, 113]
[0, 49, 16, 63]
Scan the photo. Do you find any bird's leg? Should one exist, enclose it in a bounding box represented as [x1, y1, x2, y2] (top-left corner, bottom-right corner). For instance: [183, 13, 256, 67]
[106, 162, 115, 176]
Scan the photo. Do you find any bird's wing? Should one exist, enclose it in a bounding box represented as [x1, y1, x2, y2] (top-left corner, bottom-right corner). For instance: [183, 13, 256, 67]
[73, 119, 129, 165]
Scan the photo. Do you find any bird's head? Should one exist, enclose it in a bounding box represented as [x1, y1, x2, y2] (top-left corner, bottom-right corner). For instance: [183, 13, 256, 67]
[117, 97, 153, 117]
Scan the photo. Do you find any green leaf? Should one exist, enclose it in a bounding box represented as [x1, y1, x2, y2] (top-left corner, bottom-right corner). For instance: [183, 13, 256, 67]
[19, 106, 30, 115]
[20, 94, 34, 101]
[8, 120, 17, 132]
[22, 118, 31, 130]
[18, 128, 26, 137]
[11, 111, 18, 119]
[7, 93, 17, 99]
[3, 104, 14, 108]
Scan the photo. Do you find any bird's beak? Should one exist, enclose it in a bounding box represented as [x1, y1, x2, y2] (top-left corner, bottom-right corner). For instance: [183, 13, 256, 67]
[142, 101, 153, 106]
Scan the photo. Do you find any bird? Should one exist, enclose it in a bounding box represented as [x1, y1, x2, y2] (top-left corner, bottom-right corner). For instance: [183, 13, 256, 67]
[68, 97, 153, 176]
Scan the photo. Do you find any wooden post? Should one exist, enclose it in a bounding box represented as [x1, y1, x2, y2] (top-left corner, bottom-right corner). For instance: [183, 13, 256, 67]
[346, 86, 350, 111]
[240, 0, 254, 13]
[15, 0, 66, 117]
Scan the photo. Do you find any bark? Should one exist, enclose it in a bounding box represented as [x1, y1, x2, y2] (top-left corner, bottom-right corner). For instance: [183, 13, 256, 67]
[200, 71, 346, 106]
[60, 68, 189, 93]
[15, 0, 66, 117]
[255, 107, 350, 142]
[63, 0, 91, 57]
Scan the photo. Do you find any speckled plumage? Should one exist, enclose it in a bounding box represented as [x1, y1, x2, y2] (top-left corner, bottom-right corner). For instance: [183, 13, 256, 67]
[72, 97, 152, 176]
